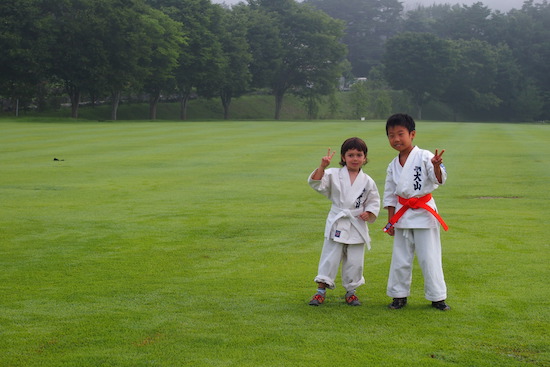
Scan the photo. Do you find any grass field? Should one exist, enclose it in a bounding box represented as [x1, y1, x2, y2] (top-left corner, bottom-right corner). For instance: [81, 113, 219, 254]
[0, 119, 548, 366]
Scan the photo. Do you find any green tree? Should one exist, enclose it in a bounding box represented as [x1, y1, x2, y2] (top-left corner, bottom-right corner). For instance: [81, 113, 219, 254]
[247, 0, 347, 120]
[102, 0, 166, 121]
[42, 0, 107, 118]
[302, 89, 321, 120]
[373, 90, 392, 119]
[217, 6, 252, 120]
[403, 1, 549, 121]
[41, 0, 160, 120]
[350, 81, 369, 119]
[513, 80, 544, 121]
[305, 0, 404, 77]
[403, 2, 493, 41]
[492, 45, 519, 119]
[349, 80, 392, 120]
[383, 32, 454, 119]
[441, 39, 501, 120]
[326, 91, 340, 119]
[488, 1, 550, 120]
[244, 5, 282, 92]
[141, 4, 185, 120]
[0, 0, 46, 113]
[153, 0, 224, 120]
[402, 3, 453, 34]
[435, 2, 492, 40]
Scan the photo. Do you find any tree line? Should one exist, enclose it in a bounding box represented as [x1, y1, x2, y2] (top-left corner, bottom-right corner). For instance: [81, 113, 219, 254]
[1, 0, 346, 120]
[307, 0, 549, 121]
[1, 0, 548, 121]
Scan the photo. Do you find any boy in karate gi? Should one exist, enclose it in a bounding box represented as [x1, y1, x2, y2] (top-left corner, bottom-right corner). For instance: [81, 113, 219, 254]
[308, 137, 380, 306]
[382, 113, 450, 311]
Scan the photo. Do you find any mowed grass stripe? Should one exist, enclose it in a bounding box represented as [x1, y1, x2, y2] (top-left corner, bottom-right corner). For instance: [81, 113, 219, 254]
[0, 120, 548, 366]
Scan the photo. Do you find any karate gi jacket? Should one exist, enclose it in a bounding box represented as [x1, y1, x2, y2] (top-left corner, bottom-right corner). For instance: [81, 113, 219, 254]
[309, 166, 380, 249]
[383, 146, 447, 229]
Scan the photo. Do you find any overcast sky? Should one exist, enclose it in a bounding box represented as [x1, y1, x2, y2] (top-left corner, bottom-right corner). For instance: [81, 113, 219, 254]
[211, 0, 528, 13]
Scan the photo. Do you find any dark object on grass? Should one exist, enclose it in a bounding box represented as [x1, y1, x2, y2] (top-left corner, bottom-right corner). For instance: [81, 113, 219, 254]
[432, 300, 451, 311]
[388, 297, 407, 309]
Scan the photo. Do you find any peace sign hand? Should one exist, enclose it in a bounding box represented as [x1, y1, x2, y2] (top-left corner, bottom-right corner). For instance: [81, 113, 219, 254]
[431, 149, 445, 166]
[320, 148, 336, 168]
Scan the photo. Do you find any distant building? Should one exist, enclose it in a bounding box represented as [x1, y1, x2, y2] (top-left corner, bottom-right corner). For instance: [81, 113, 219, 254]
[339, 76, 368, 91]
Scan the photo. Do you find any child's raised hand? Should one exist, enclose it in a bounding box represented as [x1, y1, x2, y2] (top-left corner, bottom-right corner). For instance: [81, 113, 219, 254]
[431, 149, 445, 166]
[320, 148, 336, 168]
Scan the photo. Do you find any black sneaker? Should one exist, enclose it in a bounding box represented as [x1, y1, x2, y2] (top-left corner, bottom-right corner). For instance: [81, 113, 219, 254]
[388, 297, 407, 309]
[432, 300, 451, 311]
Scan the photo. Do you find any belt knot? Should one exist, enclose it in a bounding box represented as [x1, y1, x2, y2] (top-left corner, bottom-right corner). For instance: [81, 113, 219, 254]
[383, 193, 448, 232]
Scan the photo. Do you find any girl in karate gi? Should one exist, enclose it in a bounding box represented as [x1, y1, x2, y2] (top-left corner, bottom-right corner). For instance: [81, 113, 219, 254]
[308, 137, 380, 306]
[383, 113, 450, 311]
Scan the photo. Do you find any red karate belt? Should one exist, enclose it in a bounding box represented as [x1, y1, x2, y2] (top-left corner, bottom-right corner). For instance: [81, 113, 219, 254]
[383, 193, 449, 232]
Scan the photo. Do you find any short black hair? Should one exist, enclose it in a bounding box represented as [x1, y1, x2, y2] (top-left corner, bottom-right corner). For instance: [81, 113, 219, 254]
[339, 137, 368, 166]
[386, 113, 416, 135]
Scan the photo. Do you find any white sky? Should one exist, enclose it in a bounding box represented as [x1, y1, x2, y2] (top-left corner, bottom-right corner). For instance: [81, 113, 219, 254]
[211, 0, 528, 13]
[401, 0, 525, 11]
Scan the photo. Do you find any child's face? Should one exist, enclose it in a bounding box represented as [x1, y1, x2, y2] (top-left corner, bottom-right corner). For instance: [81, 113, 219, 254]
[387, 125, 415, 153]
[342, 149, 366, 172]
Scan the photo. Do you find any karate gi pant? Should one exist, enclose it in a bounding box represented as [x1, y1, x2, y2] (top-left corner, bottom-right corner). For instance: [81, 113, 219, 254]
[386, 228, 447, 302]
[314, 238, 365, 292]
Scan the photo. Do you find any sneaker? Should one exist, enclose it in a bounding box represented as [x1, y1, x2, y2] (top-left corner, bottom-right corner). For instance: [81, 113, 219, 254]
[308, 293, 325, 306]
[388, 297, 407, 309]
[345, 293, 361, 306]
[432, 300, 451, 311]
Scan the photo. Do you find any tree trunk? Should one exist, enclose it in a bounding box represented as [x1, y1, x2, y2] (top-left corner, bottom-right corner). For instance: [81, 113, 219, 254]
[111, 90, 121, 121]
[68, 87, 80, 119]
[180, 94, 190, 120]
[274, 93, 284, 120]
[149, 91, 161, 120]
[220, 90, 232, 120]
[90, 92, 97, 108]
[413, 93, 423, 120]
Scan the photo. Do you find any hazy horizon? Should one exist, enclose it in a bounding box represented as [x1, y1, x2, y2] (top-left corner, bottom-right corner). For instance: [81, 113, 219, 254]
[211, 0, 528, 12]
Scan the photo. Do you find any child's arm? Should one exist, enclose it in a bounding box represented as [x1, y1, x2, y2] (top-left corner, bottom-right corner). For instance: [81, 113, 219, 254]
[431, 149, 445, 184]
[311, 148, 336, 180]
[359, 179, 380, 223]
[385, 206, 396, 236]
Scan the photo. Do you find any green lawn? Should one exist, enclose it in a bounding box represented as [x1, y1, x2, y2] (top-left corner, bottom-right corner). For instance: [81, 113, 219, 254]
[1, 119, 548, 366]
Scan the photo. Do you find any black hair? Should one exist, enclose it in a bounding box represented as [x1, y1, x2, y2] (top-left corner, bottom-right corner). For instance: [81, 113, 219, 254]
[339, 137, 368, 166]
[386, 113, 416, 135]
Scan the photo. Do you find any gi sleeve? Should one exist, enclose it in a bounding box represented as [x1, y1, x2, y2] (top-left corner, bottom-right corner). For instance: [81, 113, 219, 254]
[308, 168, 332, 199]
[383, 162, 398, 209]
[363, 178, 380, 223]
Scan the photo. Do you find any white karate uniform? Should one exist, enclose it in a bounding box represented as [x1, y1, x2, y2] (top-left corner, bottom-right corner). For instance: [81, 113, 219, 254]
[384, 146, 448, 301]
[309, 166, 380, 291]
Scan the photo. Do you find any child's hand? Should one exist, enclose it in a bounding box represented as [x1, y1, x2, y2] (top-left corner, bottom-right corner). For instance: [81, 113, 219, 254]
[320, 148, 336, 168]
[431, 149, 445, 166]
[386, 227, 395, 236]
[432, 149, 445, 184]
[359, 211, 373, 222]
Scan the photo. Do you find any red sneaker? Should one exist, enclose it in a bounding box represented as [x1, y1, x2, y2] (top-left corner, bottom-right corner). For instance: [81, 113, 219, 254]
[345, 293, 361, 306]
[308, 293, 325, 306]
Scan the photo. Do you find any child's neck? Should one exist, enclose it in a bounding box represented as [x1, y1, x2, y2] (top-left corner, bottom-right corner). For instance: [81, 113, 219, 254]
[347, 167, 360, 184]
[398, 146, 415, 166]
